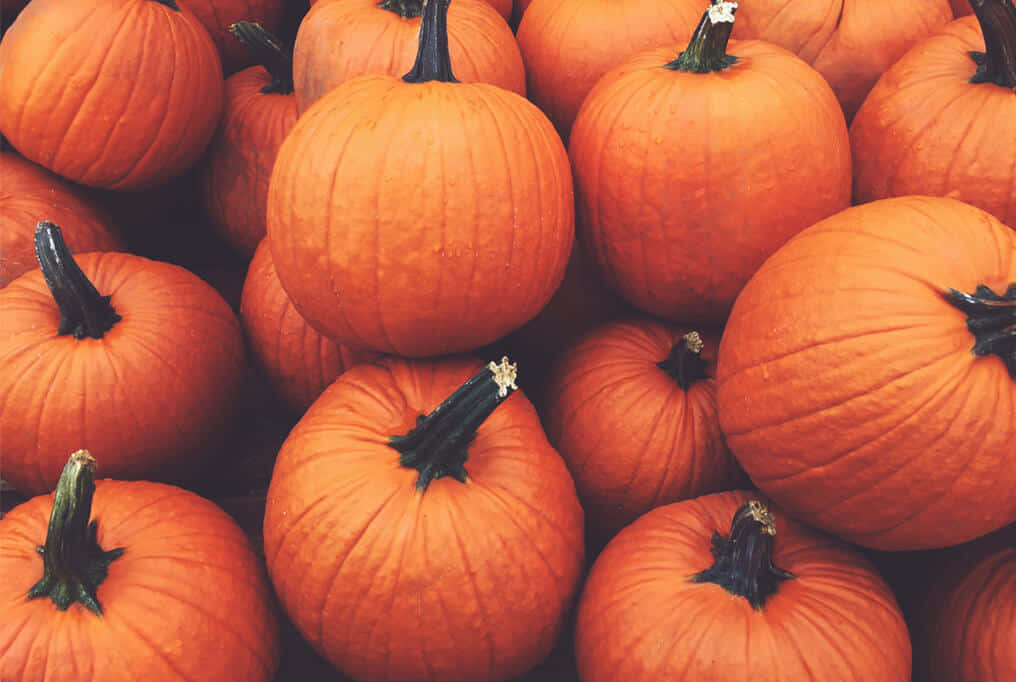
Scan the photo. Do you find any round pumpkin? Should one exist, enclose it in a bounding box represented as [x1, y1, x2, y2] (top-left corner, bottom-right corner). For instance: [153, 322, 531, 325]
[716, 196, 1016, 550]
[263, 355, 585, 682]
[177, 0, 284, 73]
[1, 151, 122, 286]
[851, 1, 1016, 226]
[0, 0, 224, 190]
[269, 0, 573, 356]
[544, 318, 744, 538]
[575, 491, 911, 681]
[570, 2, 851, 323]
[0, 451, 280, 681]
[0, 222, 246, 495]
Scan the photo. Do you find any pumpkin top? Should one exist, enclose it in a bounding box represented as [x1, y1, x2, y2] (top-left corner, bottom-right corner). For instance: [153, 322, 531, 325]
[657, 331, 710, 390]
[666, 1, 739, 73]
[403, 0, 458, 83]
[380, 0, 424, 17]
[230, 21, 294, 95]
[969, 0, 1016, 88]
[944, 283, 1016, 378]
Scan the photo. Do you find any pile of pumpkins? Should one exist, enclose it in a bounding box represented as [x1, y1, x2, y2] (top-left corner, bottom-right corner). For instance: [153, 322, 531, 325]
[0, 0, 1013, 679]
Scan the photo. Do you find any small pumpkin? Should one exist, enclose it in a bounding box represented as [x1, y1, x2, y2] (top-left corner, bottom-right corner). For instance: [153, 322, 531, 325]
[0, 451, 280, 681]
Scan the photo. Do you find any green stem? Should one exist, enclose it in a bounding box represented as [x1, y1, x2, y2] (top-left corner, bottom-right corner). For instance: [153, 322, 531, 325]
[402, 0, 458, 83]
[666, 1, 739, 73]
[153, 0, 180, 9]
[230, 22, 294, 95]
[389, 358, 518, 490]
[690, 500, 794, 610]
[34, 221, 121, 340]
[944, 283, 1016, 378]
[27, 451, 125, 616]
[657, 331, 709, 391]
[379, 0, 423, 18]
[969, 0, 1016, 88]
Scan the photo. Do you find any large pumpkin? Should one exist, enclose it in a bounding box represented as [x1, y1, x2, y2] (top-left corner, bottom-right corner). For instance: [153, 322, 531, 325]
[716, 196, 1016, 550]
[269, 0, 573, 356]
[0, 451, 280, 681]
[263, 356, 585, 682]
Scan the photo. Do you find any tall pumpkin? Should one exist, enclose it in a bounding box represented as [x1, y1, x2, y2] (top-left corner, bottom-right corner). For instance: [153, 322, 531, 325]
[716, 196, 1016, 550]
[269, 0, 573, 357]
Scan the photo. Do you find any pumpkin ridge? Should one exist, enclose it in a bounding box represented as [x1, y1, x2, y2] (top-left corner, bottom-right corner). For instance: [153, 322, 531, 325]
[447, 504, 498, 675]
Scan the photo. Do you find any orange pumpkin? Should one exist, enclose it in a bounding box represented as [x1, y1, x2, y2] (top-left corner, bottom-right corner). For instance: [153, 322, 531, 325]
[716, 196, 1016, 550]
[575, 492, 911, 681]
[0, 222, 246, 495]
[0, 451, 280, 681]
[263, 356, 585, 682]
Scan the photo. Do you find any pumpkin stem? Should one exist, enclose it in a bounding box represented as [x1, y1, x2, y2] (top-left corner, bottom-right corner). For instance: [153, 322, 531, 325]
[666, 1, 739, 73]
[689, 500, 794, 610]
[390, 357, 518, 491]
[27, 451, 125, 616]
[402, 0, 458, 84]
[657, 331, 709, 390]
[152, 0, 180, 9]
[944, 283, 1016, 378]
[34, 221, 122, 340]
[230, 22, 294, 95]
[968, 0, 1016, 88]
[379, 0, 424, 18]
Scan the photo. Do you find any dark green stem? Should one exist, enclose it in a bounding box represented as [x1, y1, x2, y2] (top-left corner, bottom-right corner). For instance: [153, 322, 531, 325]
[969, 0, 1016, 88]
[945, 283, 1016, 378]
[690, 500, 794, 610]
[666, 1, 739, 73]
[402, 0, 458, 83]
[153, 0, 180, 9]
[34, 221, 121, 340]
[27, 451, 125, 616]
[379, 0, 423, 17]
[230, 22, 294, 95]
[657, 331, 709, 391]
[389, 358, 518, 490]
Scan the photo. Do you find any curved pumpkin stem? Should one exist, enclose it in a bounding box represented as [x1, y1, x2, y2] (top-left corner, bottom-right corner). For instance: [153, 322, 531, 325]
[690, 500, 794, 609]
[230, 22, 294, 95]
[389, 358, 518, 491]
[380, 0, 424, 18]
[666, 1, 739, 73]
[658, 331, 710, 391]
[968, 0, 1016, 88]
[944, 283, 1016, 378]
[34, 221, 122, 340]
[152, 0, 180, 10]
[403, 0, 459, 83]
[27, 451, 125, 616]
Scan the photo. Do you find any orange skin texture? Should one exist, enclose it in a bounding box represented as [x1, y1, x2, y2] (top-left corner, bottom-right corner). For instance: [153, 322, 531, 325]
[200, 66, 299, 259]
[570, 42, 851, 324]
[293, 0, 525, 114]
[851, 17, 1016, 226]
[716, 196, 1016, 550]
[544, 319, 743, 538]
[0, 479, 280, 681]
[177, 0, 284, 73]
[0, 152, 122, 286]
[729, 0, 953, 121]
[240, 239, 379, 414]
[268, 76, 574, 357]
[263, 356, 586, 682]
[575, 490, 911, 682]
[0, 0, 224, 190]
[0, 252, 246, 495]
[516, 0, 701, 142]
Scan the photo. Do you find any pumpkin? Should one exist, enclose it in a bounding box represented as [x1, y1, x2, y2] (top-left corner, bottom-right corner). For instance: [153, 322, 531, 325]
[269, 0, 573, 357]
[1, 151, 122, 286]
[716, 196, 1016, 550]
[0, 451, 280, 681]
[0, 222, 246, 495]
[0, 0, 224, 190]
[575, 492, 911, 681]
[516, 0, 701, 141]
[263, 356, 585, 682]
[570, 2, 851, 323]
[728, 0, 953, 121]
[240, 238, 379, 414]
[544, 319, 744, 538]
[851, 0, 1016, 226]
[292, 0, 524, 114]
[177, 0, 284, 73]
[201, 22, 299, 259]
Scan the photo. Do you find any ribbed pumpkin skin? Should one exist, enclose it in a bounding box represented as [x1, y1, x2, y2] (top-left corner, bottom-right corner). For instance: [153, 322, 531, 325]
[516, 0, 701, 141]
[177, 0, 284, 73]
[268, 77, 574, 357]
[851, 17, 1016, 226]
[263, 357, 586, 682]
[293, 0, 524, 113]
[240, 239, 379, 414]
[0, 0, 224, 190]
[716, 196, 1016, 550]
[0, 152, 122, 286]
[571, 42, 851, 324]
[544, 320, 742, 537]
[201, 66, 299, 259]
[729, 0, 953, 120]
[0, 253, 246, 495]
[575, 490, 911, 682]
[0, 480, 280, 681]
